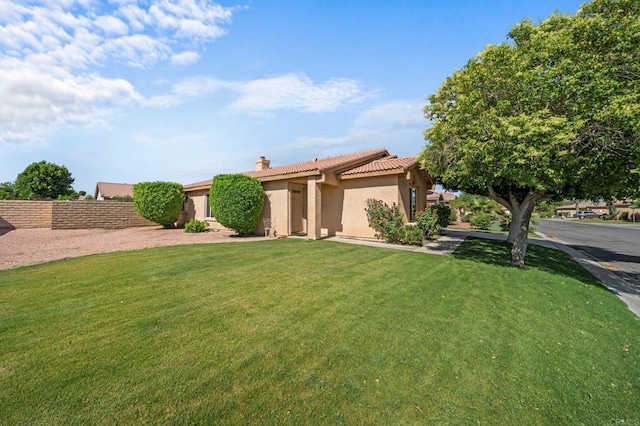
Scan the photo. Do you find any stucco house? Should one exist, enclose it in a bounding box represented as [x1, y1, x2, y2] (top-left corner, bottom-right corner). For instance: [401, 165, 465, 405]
[94, 182, 134, 200]
[183, 148, 434, 239]
[426, 191, 458, 207]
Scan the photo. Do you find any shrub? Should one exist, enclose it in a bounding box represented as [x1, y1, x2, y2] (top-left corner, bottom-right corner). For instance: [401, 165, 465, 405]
[416, 208, 441, 239]
[133, 181, 184, 228]
[620, 211, 630, 221]
[470, 212, 492, 230]
[184, 219, 207, 233]
[365, 198, 404, 243]
[431, 203, 452, 228]
[210, 174, 264, 236]
[399, 224, 424, 246]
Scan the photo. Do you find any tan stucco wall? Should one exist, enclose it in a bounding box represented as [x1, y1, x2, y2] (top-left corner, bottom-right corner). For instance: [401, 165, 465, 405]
[321, 175, 398, 238]
[321, 171, 431, 239]
[260, 181, 290, 236]
[183, 190, 229, 231]
[183, 167, 432, 238]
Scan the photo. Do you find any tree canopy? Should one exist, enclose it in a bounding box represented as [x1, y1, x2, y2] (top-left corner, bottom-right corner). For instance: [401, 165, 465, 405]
[14, 161, 75, 200]
[420, 0, 640, 266]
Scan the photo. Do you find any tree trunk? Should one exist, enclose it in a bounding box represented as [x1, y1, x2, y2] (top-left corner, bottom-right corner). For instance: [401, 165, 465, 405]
[506, 212, 520, 243]
[486, 186, 550, 267]
[510, 201, 536, 267]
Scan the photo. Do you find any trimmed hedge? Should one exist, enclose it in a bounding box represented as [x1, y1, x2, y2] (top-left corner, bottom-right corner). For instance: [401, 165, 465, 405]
[133, 181, 184, 228]
[210, 174, 264, 236]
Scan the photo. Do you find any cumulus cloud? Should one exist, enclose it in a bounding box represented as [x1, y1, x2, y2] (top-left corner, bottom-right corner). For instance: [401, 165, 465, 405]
[291, 100, 427, 152]
[171, 50, 201, 66]
[0, 0, 236, 144]
[229, 74, 371, 114]
[156, 73, 373, 114]
[0, 58, 143, 144]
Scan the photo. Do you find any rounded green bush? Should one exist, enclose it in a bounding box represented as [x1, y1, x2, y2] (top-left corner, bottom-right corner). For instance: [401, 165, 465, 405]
[133, 181, 184, 228]
[210, 174, 264, 236]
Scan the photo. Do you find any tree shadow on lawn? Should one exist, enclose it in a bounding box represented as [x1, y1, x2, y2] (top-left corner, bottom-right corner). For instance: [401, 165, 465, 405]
[452, 237, 606, 289]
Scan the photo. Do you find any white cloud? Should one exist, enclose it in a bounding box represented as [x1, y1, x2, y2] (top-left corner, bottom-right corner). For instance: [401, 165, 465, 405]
[171, 50, 200, 66]
[94, 15, 129, 36]
[0, 0, 237, 144]
[153, 73, 374, 114]
[0, 58, 143, 144]
[229, 74, 371, 114]
[353, 100, 425, 130]
[291, 100, 427, 153]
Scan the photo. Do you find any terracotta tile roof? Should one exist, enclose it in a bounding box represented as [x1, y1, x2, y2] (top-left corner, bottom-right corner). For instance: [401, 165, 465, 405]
[427, 191, 458, 203]
[557, 201, 608, 209]
[244, 148, 390, 180]
[183, 179, 213, 191]
[339, 156, 418, 176]
[94, 182, 133, 199]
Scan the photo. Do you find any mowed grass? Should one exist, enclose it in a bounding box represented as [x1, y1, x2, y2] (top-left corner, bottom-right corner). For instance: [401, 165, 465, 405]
[1, 239, 638, 425]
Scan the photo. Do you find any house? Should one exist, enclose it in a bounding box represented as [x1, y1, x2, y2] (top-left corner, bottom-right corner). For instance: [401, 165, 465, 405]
[555, 201, 609, 217]
[94, 182, 134, 200]
[426, 191, 458, 207]
[183, 148, 434, 239]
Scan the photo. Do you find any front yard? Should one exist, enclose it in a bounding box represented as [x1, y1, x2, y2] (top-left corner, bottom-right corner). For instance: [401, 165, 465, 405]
[1, 239, 638, 424]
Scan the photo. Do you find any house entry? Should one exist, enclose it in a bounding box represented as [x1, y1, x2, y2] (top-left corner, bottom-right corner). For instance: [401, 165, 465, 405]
[289, 184, 306, 235]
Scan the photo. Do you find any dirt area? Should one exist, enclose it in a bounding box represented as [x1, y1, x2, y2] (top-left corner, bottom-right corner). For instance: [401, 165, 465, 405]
[0, 226, 268, 271]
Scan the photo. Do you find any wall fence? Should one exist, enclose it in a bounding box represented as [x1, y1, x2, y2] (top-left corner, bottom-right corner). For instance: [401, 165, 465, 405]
[0, 200, 155, 230]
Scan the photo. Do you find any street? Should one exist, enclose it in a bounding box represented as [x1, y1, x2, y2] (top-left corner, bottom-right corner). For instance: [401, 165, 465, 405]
[537, 219, 640, 294]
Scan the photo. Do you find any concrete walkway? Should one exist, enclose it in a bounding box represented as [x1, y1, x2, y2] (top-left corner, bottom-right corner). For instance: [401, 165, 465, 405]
[324, 234, 465, 255]
[326, 230, 640, 317]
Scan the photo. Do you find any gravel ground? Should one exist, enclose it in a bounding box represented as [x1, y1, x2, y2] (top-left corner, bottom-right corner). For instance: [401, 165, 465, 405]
[0, 226, 268, 270]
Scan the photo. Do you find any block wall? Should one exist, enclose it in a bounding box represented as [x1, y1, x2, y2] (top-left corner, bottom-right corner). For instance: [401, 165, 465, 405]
[0, 200, 155, 229]
[0, 200, 53, 229]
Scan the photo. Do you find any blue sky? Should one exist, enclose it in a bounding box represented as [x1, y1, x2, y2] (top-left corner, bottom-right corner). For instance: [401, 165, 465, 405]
[1, 0, 585, 193]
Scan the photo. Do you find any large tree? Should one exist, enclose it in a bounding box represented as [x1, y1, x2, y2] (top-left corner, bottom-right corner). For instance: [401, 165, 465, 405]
[14, 161, 75, 200]
[420, 0, 640, 266]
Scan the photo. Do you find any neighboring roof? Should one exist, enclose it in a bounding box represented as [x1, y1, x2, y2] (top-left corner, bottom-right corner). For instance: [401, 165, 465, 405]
[244, 148, 389, 181]
[556, 201, 608, 210]
[94, 182, 133, 199]
[427, 192, 458, 203]
[339, 156, 418, 177]
[183, 179, 212, 191]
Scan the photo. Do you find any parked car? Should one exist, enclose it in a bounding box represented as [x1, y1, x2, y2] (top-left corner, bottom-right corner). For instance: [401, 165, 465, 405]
[576, 210, 603, 219]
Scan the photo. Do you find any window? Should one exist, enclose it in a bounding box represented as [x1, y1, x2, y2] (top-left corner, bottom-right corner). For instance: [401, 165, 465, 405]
[205, 194, 212, 218]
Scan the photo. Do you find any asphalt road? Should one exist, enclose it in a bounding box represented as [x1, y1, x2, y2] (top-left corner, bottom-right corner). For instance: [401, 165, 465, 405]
[537, 219, 640, 294]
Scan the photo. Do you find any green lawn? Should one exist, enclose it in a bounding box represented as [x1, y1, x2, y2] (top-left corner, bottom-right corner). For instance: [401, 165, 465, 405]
[1, 239, 638, 424]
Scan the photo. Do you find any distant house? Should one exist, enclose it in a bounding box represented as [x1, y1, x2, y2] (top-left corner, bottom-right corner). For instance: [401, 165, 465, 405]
[94, 182, 134, 200]
[426, 191, 458, 207]
[183, 148, 434, 239]
[555, 201, 609, 217]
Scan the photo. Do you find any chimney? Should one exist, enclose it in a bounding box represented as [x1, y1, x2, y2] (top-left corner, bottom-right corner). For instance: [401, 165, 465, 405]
[255, 156, 270, 171]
